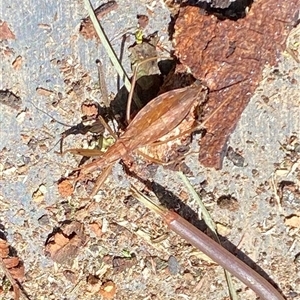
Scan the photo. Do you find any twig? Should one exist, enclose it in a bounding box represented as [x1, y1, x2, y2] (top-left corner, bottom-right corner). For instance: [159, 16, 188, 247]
[130, 183, 284, 300]
[96, 59, 110, 107]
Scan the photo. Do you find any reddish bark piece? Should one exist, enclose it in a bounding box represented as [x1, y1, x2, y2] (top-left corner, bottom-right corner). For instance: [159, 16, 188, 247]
[174, 0, 299, 168]
[45, 221, 86, 264]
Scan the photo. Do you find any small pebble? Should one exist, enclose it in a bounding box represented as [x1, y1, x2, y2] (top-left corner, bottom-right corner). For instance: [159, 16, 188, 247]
[168, 255, 180, 275]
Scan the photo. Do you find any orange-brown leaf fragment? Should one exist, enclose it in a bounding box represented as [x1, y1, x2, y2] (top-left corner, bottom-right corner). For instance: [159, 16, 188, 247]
[174, 0, 300, 168]
[45, 221, 86, 264]
[81, 100, 99, 119]
[57, 178, 74, 197]
[99, 281, 117, 299]
[2, 257, 20, 269]
[0, 21, 15, 40]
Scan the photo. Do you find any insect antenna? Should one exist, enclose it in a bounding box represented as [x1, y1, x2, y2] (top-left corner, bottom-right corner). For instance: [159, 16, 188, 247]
[28, 100, 73, 127]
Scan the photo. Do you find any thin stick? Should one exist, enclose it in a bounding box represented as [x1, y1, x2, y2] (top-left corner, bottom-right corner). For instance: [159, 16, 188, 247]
[98, 115, 118, 140]
[96, 59, 110, 107]
[165, 210, 284, 300]
[129, 184, 284, 300]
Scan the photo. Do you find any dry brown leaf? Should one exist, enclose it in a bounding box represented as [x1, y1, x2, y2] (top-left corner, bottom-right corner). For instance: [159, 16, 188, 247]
[45, 221, 86, 264]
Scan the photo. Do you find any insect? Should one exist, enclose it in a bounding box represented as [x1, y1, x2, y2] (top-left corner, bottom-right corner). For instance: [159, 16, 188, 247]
[64, 81, 208, 195]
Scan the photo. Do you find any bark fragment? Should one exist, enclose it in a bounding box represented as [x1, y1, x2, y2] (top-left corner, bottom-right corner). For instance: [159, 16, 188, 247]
[174, 0, 299, 168]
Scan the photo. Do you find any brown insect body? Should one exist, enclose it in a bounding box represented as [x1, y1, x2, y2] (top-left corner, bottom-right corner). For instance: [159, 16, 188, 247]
[80, 84, 207, 176]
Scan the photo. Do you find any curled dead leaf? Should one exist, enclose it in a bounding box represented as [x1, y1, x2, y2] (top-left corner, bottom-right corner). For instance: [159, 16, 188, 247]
[45, 221, 86, 264]
[0, 238, 25, 281]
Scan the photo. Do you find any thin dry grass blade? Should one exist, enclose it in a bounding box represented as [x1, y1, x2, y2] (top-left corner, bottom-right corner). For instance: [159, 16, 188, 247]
[83, 0, 130, 91]
[178, 171, 238, 300]
[83, 0, 142, 108]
